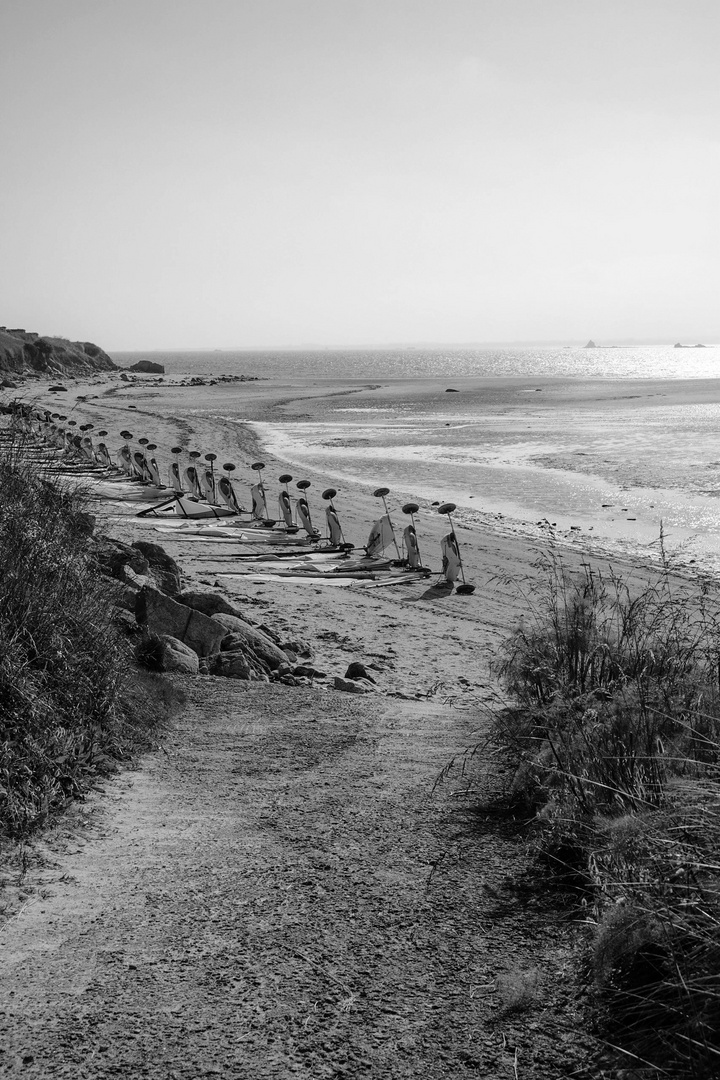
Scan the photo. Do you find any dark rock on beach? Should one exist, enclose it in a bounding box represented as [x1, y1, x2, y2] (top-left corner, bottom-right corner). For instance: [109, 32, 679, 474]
[345, 661, 376, 683]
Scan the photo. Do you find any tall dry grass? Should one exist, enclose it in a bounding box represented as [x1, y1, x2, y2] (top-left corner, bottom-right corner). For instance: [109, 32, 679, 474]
[491, 556, 720, 1077]
[0, 439, 172, 838]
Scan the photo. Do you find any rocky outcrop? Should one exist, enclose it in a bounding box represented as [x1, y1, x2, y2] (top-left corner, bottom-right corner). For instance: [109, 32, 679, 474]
[128, 360, 165, 374]
[0, 327, 116, 378]
[584, 340, 597, 348]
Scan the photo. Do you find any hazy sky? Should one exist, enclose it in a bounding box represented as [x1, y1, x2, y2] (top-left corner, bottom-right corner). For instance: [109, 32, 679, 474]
[1, 0, 718, 349]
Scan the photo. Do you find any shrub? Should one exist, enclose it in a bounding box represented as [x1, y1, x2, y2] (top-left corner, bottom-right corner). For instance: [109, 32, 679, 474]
[0, 452, 171, 838]
[491, 555, 720, 1076]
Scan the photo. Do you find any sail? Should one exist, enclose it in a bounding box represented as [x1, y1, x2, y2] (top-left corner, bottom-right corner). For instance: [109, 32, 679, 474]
[296, 498, 318, 537]
[168, 461, 183, 491]
[251, 482, 268, 519]
[278, 490, 294, 527]
[184, 465, 203, 498]
[147, 456, 163, 487]
[325, 506, 343, 545]
[218, 475, 241, 511]
[366, 514, 394, 557]
[441, 532, 462, 583]
[403, 524, 422, 568]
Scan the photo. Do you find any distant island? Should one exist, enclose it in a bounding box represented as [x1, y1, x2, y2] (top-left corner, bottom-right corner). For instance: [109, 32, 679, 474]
[674, 342, 708, 349]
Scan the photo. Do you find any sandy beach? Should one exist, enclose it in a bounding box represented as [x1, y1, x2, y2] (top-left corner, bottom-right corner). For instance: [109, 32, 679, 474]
[15, 366, 719, 698]
[1, 369, 716, 1077]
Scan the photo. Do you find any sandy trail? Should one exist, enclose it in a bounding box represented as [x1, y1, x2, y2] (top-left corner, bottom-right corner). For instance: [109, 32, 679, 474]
[0, 683, 592, 1078]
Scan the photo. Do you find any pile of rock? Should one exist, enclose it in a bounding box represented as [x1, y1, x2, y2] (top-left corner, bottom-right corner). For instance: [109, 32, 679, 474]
[93, 536, 320, 682]
[94, 535, 379, 692]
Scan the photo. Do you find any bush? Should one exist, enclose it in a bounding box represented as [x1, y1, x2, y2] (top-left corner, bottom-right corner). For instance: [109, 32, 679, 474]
[491, 555, 720, 1076]
[0, 453, 171, 838]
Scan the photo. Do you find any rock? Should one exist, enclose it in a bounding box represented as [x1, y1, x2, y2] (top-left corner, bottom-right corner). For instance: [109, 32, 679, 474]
[213, 651, 253, 679]
[445, 387, 460, 392]
[158, 635, 200, 675]
[345, 661, 376, 683]
[119, 372, 130, 381]
[294, 664, 326, 679]
[92, 536, 149, 580]
[48, 384, 68, 392]
[584, 340, 596, 348]
[211, 613, 288, 671]
[132, 541, 181, 595]
[333, 676, 371, 694]
[128, 360, 165, 373]
[136, 586, 226, 657]
[177, 589, 247, 620]
[280, 637, 313, 659]
[1, 377, 18, 388]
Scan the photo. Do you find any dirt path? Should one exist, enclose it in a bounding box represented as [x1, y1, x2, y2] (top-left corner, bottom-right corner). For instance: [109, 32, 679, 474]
[0, 680, 594, 1078]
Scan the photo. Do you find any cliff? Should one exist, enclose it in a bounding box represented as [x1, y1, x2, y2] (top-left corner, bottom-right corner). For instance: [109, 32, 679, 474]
[0, 326, 116, 380]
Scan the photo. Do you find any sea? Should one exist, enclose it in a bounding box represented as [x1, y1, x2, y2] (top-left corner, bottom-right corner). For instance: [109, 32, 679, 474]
[111, 345, 720, 572]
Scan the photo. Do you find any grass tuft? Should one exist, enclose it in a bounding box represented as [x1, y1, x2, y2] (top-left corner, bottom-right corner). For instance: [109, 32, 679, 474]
[489, 554, 720, 1077]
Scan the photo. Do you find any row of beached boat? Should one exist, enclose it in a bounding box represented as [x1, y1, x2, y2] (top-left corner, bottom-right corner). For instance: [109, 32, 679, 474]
[3, 403, 475, 593]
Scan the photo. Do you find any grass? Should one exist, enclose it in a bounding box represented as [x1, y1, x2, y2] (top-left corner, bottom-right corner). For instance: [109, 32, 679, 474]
[487, 554, 720, 1077]
[0, 430, 178, 841]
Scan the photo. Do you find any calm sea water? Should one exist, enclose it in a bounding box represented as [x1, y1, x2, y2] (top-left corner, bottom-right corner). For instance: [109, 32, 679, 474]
[112, 344, 720, 382]
[112, 346, 720, 570]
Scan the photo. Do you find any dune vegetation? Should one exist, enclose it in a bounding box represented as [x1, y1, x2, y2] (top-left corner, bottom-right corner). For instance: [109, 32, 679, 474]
[491, 556, 720, 1077]
[0, 442, 172, 840]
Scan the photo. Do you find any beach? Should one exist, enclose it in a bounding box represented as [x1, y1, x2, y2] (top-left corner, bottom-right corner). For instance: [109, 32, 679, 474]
[2, 366, 718, 1077]
[15, 363, 720, 697]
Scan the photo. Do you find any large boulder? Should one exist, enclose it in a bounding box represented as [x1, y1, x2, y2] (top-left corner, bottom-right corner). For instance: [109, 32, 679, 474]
[158, 635, 199, 675]
[211, 613, 288, 671]
[131, 541, 182, 595]
[136, 586, 226, 657]
[177, 589, 248, 621]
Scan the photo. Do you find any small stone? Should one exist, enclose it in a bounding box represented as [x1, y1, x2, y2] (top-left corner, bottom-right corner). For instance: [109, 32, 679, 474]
[345, 661, 375, 683]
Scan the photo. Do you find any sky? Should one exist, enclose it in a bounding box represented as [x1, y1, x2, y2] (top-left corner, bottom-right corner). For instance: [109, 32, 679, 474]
[1, 0, 718, 350]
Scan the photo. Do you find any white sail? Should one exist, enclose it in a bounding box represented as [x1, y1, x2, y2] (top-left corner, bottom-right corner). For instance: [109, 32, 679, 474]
[403, 524, 421, 568]
[366, 514, 394, 557]
[441, 533, 462, 583]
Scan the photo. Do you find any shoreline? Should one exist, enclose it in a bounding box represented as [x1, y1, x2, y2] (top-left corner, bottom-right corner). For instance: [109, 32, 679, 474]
[6, 369, 720, 589]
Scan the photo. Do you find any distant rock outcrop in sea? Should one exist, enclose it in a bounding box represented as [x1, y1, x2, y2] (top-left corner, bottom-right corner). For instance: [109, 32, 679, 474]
[674, 342, 708, 349]
[0, 326, 116, 378]
[584, 340, 597, 348]
[129, 359, 165, 374]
